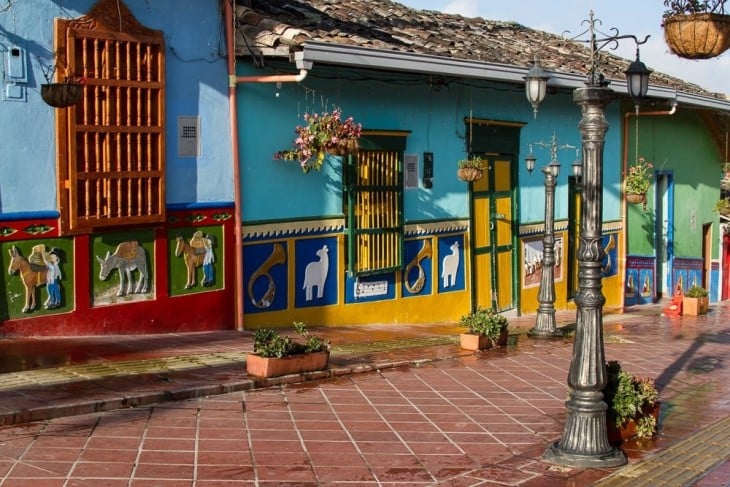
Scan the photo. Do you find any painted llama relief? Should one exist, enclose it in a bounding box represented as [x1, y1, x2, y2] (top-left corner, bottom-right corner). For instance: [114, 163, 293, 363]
[441, 241, 460, 288]
[303, 245, 329, 301]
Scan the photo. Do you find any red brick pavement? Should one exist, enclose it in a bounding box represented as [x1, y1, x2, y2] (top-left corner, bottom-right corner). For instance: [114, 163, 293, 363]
[0, 303, 727, 485]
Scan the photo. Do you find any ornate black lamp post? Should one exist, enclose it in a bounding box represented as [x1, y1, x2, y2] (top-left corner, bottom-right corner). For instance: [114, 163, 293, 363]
[525, 134, 576, 338]
[524, 11, 651, 468]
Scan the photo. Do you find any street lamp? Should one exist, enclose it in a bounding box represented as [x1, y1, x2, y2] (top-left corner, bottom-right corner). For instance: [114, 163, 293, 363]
[525, 55, 550, 119]
[526, 11, 651, 468]
[525, 134, 576, 339]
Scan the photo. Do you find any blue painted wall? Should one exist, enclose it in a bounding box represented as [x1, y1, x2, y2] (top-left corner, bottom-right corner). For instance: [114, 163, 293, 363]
[236, 63, 625, 225]
[0, 0, 232, 216]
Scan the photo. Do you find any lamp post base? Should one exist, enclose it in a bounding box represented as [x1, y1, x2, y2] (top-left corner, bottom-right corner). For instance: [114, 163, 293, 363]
[544, 440, 627, 468]
[528, 312, 564, 338]
[528, 327, 565, 338]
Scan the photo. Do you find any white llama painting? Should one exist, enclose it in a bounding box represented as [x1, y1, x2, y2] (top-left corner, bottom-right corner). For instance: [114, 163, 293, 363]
[441, 241, 460, 288]
[303, 245, 329, 301]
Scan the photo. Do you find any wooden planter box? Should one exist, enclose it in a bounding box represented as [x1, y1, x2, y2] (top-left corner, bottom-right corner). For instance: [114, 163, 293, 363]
[246, 351, 329, 378]
[683, 296, 709, 316]
[460, 329, 509, 351]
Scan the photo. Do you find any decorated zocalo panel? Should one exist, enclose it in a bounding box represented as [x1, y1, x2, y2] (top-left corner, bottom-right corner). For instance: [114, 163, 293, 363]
[242, 219, 471, 328]
[0, 205, 235, 336]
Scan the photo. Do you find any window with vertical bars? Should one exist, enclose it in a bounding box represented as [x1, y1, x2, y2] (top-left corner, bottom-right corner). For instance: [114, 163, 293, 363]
[54, 1, 165, 234]
[345, 131, 409, 276]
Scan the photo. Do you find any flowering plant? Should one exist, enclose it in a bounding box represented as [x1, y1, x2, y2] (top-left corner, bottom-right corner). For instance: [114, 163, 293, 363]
[625, 157, 653, 195]
[457, 156, 486, 170]
[274, 107, 362, 173]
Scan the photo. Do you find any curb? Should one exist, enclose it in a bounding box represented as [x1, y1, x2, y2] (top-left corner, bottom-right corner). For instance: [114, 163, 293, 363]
[0, 347, 472, 426]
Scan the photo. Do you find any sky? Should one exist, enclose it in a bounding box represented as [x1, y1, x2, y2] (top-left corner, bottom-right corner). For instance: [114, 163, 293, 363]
[398, 0, 729, 96]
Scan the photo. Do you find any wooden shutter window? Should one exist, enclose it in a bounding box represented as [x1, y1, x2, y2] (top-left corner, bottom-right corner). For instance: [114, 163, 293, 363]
[346, 131, 409, 277]
[55, 0, 165, 234]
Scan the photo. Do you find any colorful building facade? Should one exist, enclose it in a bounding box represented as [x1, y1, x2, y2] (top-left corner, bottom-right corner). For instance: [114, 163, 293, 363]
[1, 0, 728, 336]
[0, 0, 236, 335]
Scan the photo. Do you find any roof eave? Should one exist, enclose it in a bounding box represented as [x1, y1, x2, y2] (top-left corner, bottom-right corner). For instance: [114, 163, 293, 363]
[301, 41, 730, 113]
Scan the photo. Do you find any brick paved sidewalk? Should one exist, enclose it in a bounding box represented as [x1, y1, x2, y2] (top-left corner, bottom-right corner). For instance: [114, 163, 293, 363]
[0, 304, 727, 485]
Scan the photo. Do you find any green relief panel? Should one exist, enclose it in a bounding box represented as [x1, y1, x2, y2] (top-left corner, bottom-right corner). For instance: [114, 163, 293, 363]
[2, 238, 75, 319]
[91, 231, 154, 306]
[167, 226, 224, 296]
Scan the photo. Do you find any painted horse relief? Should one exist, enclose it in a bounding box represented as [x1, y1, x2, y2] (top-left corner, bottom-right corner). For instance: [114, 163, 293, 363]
[7, 244, 63, 312]
[96, 241, 148, 297]
[175, 232, 215, 289]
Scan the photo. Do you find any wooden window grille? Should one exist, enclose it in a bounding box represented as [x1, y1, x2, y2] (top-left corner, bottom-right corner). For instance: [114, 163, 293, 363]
[345, 131, 409, 276]
[55, 0, 165, 234]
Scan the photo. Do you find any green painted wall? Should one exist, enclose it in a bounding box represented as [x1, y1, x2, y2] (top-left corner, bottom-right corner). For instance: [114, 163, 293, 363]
[626, 109, 721, 259]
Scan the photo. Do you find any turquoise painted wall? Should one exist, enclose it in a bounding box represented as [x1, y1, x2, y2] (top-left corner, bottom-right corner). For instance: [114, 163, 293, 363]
[627, 109, 721, 258]
[236, 63, 626, 225]
[0, 0, 232, 215]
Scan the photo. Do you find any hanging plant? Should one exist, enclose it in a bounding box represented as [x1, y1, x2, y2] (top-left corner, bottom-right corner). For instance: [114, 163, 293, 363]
[38, 56, 86, 108]
[41, 78, 86, 108]
[456, 156, 486, 182]
[273, 107, 362, 173]
[625, 157, 653, 208]
[662, 0, 730, 59]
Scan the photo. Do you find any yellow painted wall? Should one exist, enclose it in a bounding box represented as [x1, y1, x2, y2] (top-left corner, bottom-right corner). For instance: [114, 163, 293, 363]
[243, 233, 472, 329]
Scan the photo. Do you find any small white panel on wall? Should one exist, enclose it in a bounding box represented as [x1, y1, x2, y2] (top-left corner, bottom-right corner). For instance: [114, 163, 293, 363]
[178, 116, 200, 157]
[404, 154, 419, 189]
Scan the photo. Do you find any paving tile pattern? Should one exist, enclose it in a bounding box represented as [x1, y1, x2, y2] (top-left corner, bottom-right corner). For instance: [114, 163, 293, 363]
[0, 305, 727, 485]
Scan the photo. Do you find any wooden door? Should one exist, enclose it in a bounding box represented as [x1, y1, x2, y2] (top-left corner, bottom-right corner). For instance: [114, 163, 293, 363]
[472, 156, 515, 311]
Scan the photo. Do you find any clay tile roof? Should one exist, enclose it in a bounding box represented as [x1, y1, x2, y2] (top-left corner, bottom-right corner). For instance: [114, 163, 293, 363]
[235, 0, 718, 98]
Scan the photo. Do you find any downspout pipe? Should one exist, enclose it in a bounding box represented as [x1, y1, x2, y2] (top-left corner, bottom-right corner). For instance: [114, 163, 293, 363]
[224, 0, 244, 331]
[621, 97, 678, 310]
[224, 1, 310, 330]
[236, 68, 309, 84]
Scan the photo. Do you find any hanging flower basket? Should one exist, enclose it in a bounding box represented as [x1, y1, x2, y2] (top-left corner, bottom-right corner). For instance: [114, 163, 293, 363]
[273, 107, 362, 173]
[663, 13, 730, 59]
[457, 167, 483, 182]
[330, 138, 360, 156]
[626, 192, 647, 205]
[41, 83, 83, 108]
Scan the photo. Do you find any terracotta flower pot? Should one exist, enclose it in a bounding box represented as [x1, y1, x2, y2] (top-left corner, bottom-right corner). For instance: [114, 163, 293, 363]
[246, 351, 329, 378]
[459, 329, 508, 351]
[607, 402, 660, 445]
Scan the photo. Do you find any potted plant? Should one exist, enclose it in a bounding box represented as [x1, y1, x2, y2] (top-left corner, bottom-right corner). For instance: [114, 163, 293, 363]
[662, 0, 730, 59]
[246, 322, 330, 378]
[604, 361, 660, 444]
[683, 285, 709, 315]
[458, 306, 509, 351]
[624, 157, 653, 208]
[456, 156, 486, 182]
[273, 106, 362, 173]
[714, 197, 730, 216]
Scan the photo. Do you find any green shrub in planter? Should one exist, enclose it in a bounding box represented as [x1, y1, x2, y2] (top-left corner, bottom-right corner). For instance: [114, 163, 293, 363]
[252, 322, 329, 358]
[684, 285, 708, 298]
[604, 361, 659, 439]
[459, 307, 508, 346]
